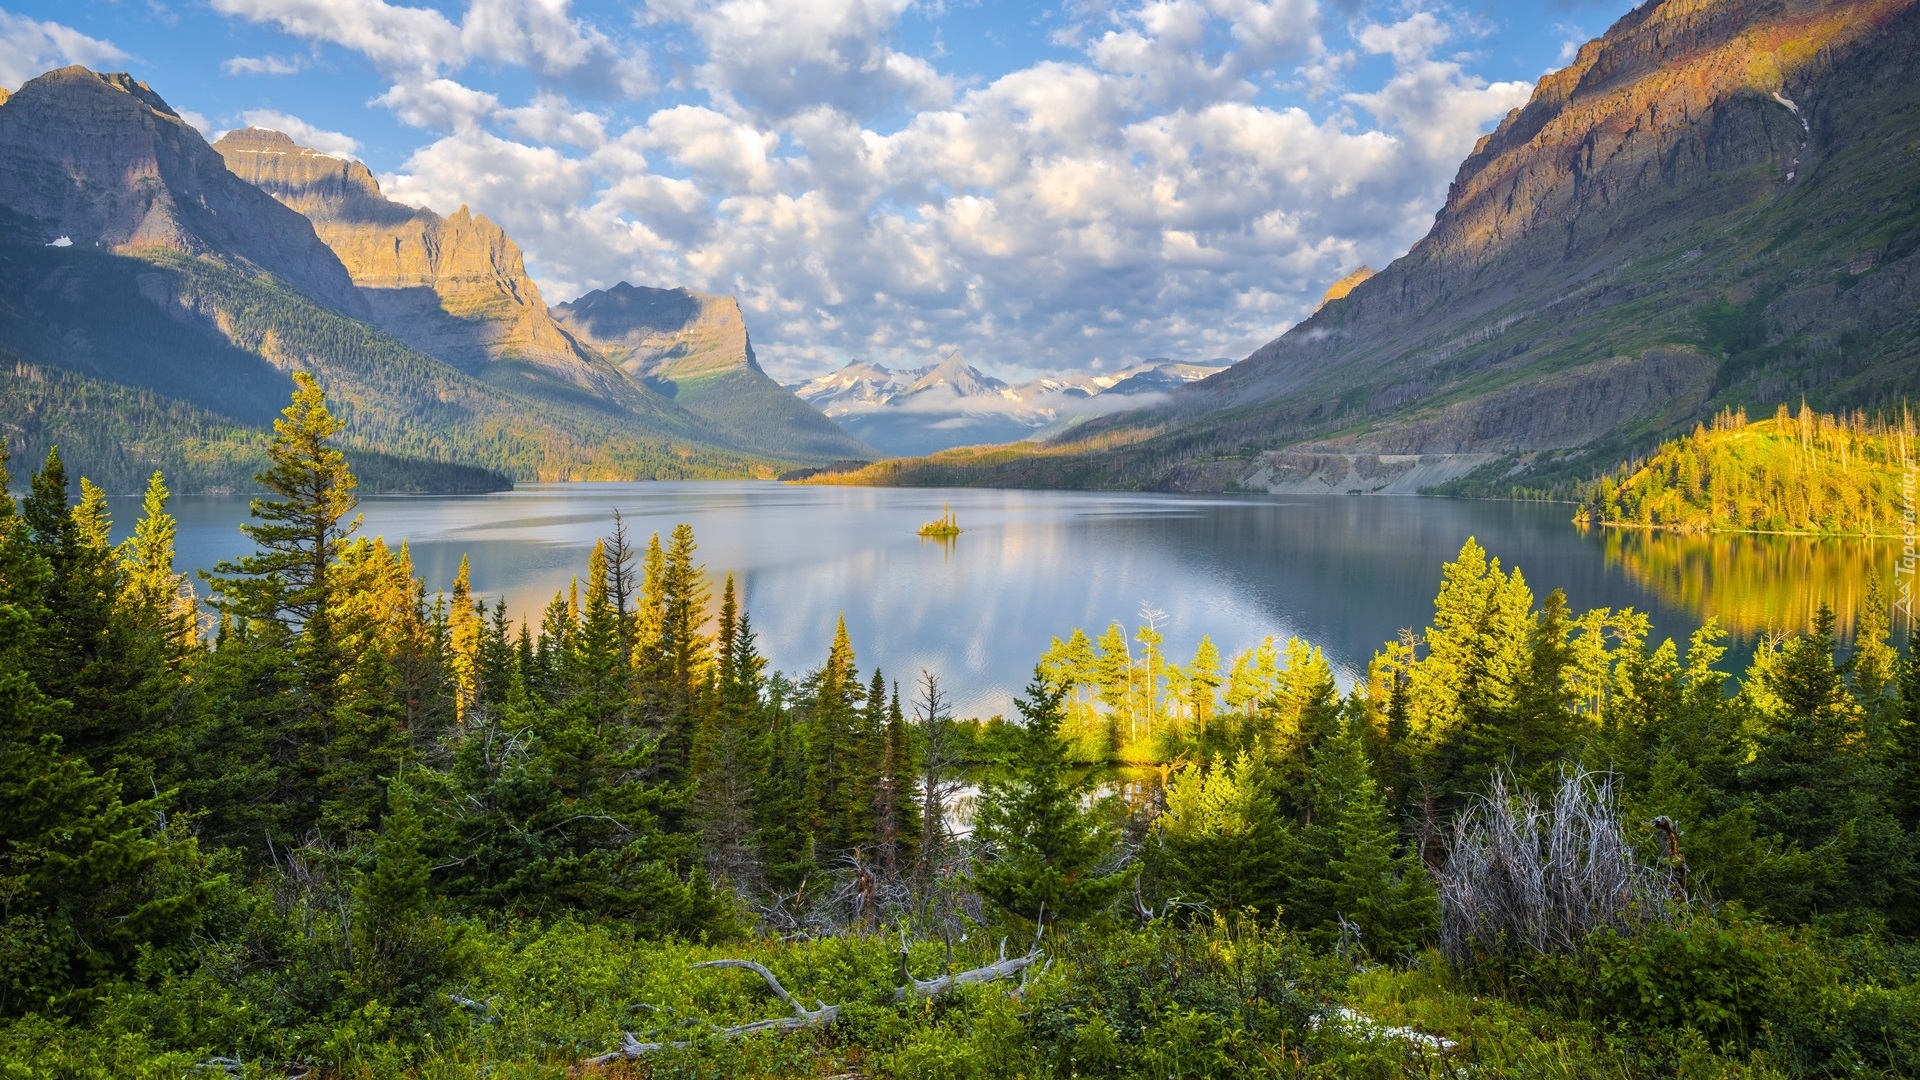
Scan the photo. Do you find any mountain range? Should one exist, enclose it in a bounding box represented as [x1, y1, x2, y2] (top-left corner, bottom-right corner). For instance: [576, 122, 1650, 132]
[830, 0, 1920, 495]
[792, 352, 1226, 458]
[0, 68, 870, 493]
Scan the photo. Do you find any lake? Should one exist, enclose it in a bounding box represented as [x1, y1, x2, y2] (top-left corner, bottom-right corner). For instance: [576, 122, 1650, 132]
[113, 483, 1907, 720]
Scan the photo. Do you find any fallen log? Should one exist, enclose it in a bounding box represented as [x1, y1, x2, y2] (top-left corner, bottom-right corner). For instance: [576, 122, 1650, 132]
[893, 934, 1043, 1002]
[579, 946, 1043, 1069]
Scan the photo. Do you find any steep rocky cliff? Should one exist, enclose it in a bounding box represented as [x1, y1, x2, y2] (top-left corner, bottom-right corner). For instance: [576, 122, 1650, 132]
[0, 68, 847, 488]
[875, 0, 1920, 493]
[0, 68, 365, 315]
[213, 127, 608, 392]
[553, 283, 874, 460]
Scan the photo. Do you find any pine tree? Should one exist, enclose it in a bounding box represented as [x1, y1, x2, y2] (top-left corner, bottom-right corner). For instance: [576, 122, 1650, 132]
[203, 375, 363, 834]
[447, 555, 481, 723]
[692, 576, 764, 887]
[1299, 716, 1436, 956]
[0, 467, 217, 1015]
[1149, 748, 1288, 916]
[1742, 605, 1905, 919]
[874, 681, 921, 878]
[972, 669, 1131, 924]
[115, 471, 197, 661]
[805, 616, 865, 857]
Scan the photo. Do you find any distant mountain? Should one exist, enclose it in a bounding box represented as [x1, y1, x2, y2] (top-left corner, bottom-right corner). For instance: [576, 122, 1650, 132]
[552, 283, 874, 462]
[840, 0, 1920, 494]
[0, 68, 847, 491]
[792, 352, 1225, 457]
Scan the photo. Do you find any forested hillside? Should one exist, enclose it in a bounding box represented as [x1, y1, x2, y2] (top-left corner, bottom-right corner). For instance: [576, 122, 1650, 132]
[1579, 404, 1912, 534]
[3, 378, 1918, 1076]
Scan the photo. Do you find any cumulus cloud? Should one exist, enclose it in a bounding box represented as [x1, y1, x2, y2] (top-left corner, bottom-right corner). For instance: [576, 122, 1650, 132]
[223, 53, 306, 75]
[0, 11, 128, 90]
[208, 0, 1541, 380]
[236, 108, 363, 157]
[212, 0, 645, 92]
[646, 0, 953, 119]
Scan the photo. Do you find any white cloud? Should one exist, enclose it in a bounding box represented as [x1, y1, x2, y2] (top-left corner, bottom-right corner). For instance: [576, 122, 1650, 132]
[0, 11, 129, 90]
[223, 53, 306, 75]
[176, 108, 214, 135]
[212, 0, 646, 92]
[237, 108, 362, 157]
[500, 91, 608, 147]
[202, 0, 1540, 380]
[646, 0, 953, 119]
[210, 0, 462, 78]
[376, 78, 503, 131]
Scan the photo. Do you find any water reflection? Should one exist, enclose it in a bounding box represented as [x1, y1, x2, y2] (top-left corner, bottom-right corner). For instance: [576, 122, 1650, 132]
[1597, 527, 1904, 640]
[110, 483, 1904, 719]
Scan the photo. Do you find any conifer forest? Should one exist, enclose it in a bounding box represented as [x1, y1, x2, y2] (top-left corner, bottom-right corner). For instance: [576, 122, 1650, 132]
[5, 378, 1920, 1079]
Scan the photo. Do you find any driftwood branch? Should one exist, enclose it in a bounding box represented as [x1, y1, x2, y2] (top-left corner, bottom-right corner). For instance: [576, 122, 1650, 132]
[579, 939, 1048, 1070]
[892, 944, 1042, 1001]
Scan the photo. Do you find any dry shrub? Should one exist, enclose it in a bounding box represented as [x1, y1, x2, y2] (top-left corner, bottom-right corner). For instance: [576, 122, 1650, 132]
[1438, 769, 1675, 968]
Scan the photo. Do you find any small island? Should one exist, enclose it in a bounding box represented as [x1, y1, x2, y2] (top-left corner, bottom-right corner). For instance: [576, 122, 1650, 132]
[918, 505, 963, 538]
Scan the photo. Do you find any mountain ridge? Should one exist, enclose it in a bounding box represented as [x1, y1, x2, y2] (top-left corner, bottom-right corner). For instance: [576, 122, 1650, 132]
[0, 68, 859, 490]
[833, 0, 1920, 493]
[553, 282, 875, 461]
[793, 354, 1226, 458]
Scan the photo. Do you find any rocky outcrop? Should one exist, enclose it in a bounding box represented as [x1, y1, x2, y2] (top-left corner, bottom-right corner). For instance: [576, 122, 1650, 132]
[214, 127, 598, 388]
[0, 68, 365, 315]
[554, 283, 874, 461]
[1314, 266, 1373, 312]
[554, 282, 756, 385]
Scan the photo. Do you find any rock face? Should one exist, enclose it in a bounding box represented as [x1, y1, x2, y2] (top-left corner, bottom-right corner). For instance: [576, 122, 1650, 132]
[0, 68, 365, 315]
[1015, 0, 1920, 494]
[214, 127, 593, 386]
[1314, 266, 1373, 312]
[553, 283, 875, 461]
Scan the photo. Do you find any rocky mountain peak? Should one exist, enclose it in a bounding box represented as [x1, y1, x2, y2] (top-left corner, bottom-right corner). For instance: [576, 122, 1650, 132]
[212, 127, 399, 224]
[217, 127, 588, 378]
[553, 283, 760, 382]
[900, 351, 1010, 400]
[0, 67, 365, 314]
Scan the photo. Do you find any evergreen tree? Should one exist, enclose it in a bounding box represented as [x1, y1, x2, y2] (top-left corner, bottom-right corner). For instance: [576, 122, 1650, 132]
[972, 669, 1131, 924]
[1290, 716, 1436, 955]
[805, 616, 865, 857]
[0, 461, 218, 1014]
[1148, 748, 1288, 916]
[203, 375, 365, 836]
[447, 555, 481, 723]
[1741, 605, 1905, 920]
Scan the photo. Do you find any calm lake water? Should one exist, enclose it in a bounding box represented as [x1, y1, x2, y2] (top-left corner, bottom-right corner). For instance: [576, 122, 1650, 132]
[111, 483, 1907, 720]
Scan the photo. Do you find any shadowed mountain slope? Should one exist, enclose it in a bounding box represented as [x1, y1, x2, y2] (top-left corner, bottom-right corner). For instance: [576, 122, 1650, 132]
[836, 0, 1920, 494]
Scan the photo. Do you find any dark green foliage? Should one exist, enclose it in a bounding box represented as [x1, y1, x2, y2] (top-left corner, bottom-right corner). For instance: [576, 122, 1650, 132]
[972, 671, 1131, 924]
[4, 378, 1920, 1077]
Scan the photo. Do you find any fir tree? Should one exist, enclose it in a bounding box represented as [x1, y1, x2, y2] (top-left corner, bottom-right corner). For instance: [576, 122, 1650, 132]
[1292, 716, 1436, 955]
[447, 555, 481, 723]
[1149, 748, 1288, 916]
[972, 669, 1131, 924]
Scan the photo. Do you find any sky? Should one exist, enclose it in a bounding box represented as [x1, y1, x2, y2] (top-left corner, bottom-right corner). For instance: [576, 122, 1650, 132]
[0, 0, 1636, 382]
